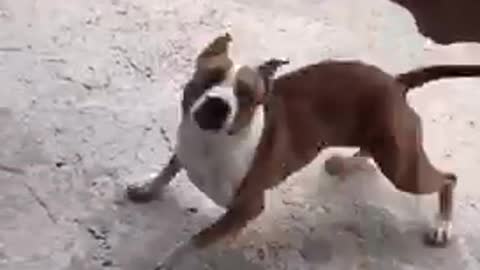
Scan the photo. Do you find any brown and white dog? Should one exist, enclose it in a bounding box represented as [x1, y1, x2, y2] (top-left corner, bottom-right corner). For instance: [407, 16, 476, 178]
[126, 33, 480, 269]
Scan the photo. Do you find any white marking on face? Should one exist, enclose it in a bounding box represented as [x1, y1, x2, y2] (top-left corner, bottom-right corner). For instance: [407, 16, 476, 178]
[190, 64, 242, 133]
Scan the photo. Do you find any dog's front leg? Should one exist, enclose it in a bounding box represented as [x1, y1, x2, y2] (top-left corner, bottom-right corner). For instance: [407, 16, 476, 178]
[127, 154, 182, 203]
[156, 127, 280, 269]
[155, 191, 265, 270]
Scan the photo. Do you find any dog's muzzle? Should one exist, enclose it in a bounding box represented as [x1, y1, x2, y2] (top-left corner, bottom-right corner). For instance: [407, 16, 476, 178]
[193, 96, 231, 131]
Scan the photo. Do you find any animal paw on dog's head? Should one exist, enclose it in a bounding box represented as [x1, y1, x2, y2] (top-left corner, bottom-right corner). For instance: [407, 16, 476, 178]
[198, 32, 232, 58]
[196, 32, 234, 72]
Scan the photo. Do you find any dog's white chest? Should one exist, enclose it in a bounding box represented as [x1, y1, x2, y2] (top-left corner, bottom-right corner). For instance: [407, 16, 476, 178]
[175, 110, 264, 208]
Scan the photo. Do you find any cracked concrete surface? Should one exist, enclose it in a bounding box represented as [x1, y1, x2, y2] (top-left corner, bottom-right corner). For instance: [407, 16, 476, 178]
[1, 0, 480, 269]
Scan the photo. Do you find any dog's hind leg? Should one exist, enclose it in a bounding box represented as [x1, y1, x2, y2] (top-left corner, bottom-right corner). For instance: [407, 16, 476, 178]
[405, 108, 458, 247]
[126, 154, 182, 203]
[372, 107, 457, 247]
[424, 172, 457, 247]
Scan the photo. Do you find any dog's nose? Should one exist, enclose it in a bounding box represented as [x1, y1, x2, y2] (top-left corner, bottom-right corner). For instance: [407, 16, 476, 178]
[193, 96, 231, 131]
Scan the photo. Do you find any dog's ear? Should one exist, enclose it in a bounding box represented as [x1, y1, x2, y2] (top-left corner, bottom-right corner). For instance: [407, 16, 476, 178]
[256, 58, 289, 101]
[195, 32, 233, 72]
[257, 58, 289, 81]
[228, 66, 265, 135]
[233, 59, 289, 105]
[234, 66, 265, 105]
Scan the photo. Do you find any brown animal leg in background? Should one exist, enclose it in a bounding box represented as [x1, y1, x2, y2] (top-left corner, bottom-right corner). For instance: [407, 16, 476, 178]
[192, 191, 265, 248]
[127, 154, 182, 203]
[324, 152, 374, 178]
[424, 173, 457, 247]
[388, 0, 480, 44]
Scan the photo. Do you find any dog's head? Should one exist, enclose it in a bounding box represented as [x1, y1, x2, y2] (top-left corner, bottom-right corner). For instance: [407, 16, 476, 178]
[181, 33, 289, 135]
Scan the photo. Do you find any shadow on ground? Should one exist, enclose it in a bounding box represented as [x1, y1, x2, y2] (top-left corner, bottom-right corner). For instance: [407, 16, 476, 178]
[299, 204, 467, 270]
[390, 0, 480, 44]
[67, 187, 266, 270]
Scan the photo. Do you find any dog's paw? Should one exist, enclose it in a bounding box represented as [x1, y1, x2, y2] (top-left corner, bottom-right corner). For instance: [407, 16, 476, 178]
[125, 173, 160, 203]
[423, 220, 452, 248]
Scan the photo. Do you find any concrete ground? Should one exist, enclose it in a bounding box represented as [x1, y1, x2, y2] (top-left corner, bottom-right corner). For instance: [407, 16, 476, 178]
[1, 0, 480, 269]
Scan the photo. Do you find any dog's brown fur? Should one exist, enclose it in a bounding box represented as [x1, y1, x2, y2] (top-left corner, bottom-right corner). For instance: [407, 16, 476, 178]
[190, 60, 480, 250]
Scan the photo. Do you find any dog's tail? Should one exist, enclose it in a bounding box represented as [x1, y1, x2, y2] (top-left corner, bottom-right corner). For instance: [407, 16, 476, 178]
[396, 65, 480, 94]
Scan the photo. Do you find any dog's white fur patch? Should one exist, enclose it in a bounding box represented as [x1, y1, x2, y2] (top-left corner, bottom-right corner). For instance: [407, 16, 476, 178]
[176, 104, 264, 208]
[190, 64, 241, 130]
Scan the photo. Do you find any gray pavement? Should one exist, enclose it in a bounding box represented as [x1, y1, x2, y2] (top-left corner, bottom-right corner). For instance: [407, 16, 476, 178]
[1, 0, 480, 269]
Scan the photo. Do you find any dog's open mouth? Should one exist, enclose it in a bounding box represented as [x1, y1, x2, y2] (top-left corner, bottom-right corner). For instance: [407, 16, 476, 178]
[193, 96, 231, 131]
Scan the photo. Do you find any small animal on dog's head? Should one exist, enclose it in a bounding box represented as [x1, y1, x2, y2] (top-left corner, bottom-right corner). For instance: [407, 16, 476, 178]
[196, 32, 233, 71]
